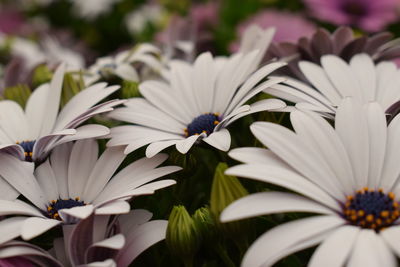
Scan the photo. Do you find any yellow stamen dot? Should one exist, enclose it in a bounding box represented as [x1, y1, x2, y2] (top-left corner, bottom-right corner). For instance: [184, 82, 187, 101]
[357, 210, 364, 217]
[381, 211, 389, 217]
[389, 192, 395, 200]
[213, 120, 219, 125]
[366, 214, 374, 222]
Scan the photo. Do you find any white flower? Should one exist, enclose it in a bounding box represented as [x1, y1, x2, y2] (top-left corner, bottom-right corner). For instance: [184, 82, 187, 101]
[222, 98, 400, 266]
[84, 44, 163, 86]
[264, 53, 400, 118]
[0, 64, 124, 163]
[125, 4, 164, 35]
[54, 209, 167, 266]
[69, 0, 122, 19]
[108, 51, 286, 157]
[0, 139, 179, 241]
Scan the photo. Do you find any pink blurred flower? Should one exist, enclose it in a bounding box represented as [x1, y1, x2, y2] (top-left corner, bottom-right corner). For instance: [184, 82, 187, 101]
[303, 0, 399, 32]
[0, 7, 25, 34]
[231, 9, 316, 52]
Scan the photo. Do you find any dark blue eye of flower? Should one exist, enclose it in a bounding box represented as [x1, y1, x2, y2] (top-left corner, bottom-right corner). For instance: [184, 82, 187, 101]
[46, 198, 86, 220]
[16, 140, 36, 162]
[343, 188, 400, 231]
[184, 113, 221, 137]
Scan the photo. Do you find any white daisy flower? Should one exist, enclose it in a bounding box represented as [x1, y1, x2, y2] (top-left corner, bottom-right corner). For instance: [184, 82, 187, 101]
[0, 139, 179, 241]
[222, 98, 400, 267]
[264, 53, 400, 118]
[0, 63, 124, 163]
[54, 209, 167, 266]
[84, 44, 163, 86]
[108, 51, 286, 157]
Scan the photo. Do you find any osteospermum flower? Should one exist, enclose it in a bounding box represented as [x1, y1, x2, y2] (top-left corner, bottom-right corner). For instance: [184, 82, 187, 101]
[108, 51, 286, 157]
[54, 209, 167, 266]
[265, 53, 400, 118]
[222, 98, 400, 266]
[0, 139, 179, 240]
[83, 44, 163, 86]
[303, 0, 398, 32]
[0, 63, 124, 163]
[268, 26, 400, 81]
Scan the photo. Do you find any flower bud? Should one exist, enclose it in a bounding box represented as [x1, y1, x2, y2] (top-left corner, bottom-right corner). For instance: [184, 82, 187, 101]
[192, 207, 216, 244]
[121, 80, 141, 99]
[210, 162, 249, 238]
[166, 205, 201, 262]
[3, 84, 31, 108]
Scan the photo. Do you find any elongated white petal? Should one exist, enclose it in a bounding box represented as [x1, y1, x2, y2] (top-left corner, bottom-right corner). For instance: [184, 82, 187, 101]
[203, 129, 231, 151]
[241, 216, 344, 267]
[116, 220, 168, 267]
[228, 147, 289, 167]
[0, 217, 26, 244]
[308, 225, 360, 267]
[21, 217, 61, 240]
[221, 192, 333, 222]
[95, 200, 130, 215]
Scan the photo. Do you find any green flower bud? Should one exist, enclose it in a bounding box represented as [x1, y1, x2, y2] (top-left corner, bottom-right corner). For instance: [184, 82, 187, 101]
[61, 72, 84, 107]
[169, 150, 197, 174]
[32, 64, 53, 88]
[121, 80, 140, 99]
[192, 207, 216, 244]
[3, 84, 31, 108]
[166, 205, 201, 263]
[210, 162, 249, 238]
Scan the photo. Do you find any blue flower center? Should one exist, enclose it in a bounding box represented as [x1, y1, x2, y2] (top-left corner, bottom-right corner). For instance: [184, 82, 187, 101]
[184, 113, 221, 137]
[46, 198, 86, 220]
[16, 140, 35, 162]
[343, 188, 400, 231]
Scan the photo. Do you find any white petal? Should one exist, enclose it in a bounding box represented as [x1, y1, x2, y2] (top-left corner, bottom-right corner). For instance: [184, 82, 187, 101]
[229, 147, 290, 167]
[0, 153, 46, 209]
[21, 217, 61, 240]
[203, 129, 231, 151]
[241, 215, 344, 267]
[347, 229, 396, 267]
[225, 164, 340, 211]
[116, 220, 168, 266]
[35, 159, 59, 201]
[0, 100, 28, 142]
[83, 146, 126, 203]
[0, 199, 43, 217]
[349, 54, 376, 102]
[308, 225, 360, 267]
[0, 217, 26, 244]
[95, 200, 130, 215]
[381, 114, 400, 190]
[146, 140, 179, 158]
[299, 61, 341, 104]
[335, 98, 369, 190]
[114, 64, 139, 81]
[175, 134, 202, 154]
[39, 63, 65, 136]
[250, 122, 344, 200]
[380, 226, 400, 257]
[221, 192, 333, 222]
[58, 205, 94, 221]
[50, 143, 73, 199]
[53, 125, 110, 147]
[68, 139, 99, 198]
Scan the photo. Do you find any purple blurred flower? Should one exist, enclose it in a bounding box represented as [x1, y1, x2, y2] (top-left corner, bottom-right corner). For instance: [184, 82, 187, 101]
[231, 10, 316, 52]
[0, 7, 25, 34]
[303, 0, 399, 32]
[156, 2, 219, 60]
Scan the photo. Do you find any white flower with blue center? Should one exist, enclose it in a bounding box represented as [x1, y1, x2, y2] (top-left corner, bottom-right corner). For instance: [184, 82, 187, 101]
[108, 51, 286, 157]
[222, 98, 400, 267]
[265, 53, 400, 118]
[0, 63, 124, 163]
[0, 139, 180, 241]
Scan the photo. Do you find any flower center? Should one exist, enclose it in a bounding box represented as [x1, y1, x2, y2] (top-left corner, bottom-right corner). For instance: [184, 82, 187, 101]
[16, 140, 35, 162]
[343, 188, 400, 231]
[341, 2, 367, 17]
[184, 113, 221, 137]
[46, 198, 86, 220]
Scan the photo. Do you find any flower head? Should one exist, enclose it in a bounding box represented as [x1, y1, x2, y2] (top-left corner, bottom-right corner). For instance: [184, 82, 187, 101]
[303, 0, 398, 32]
[265, 53, 400, 118]
[0, 139, 179, 240]
[0, 63, 124, 163]
[108, 51, 286, 157]
[222, 98, 400, 266]
[268, 26, 400, 81]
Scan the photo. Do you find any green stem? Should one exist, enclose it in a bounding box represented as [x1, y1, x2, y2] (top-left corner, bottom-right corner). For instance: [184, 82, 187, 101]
[216, 243, 236, 267]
